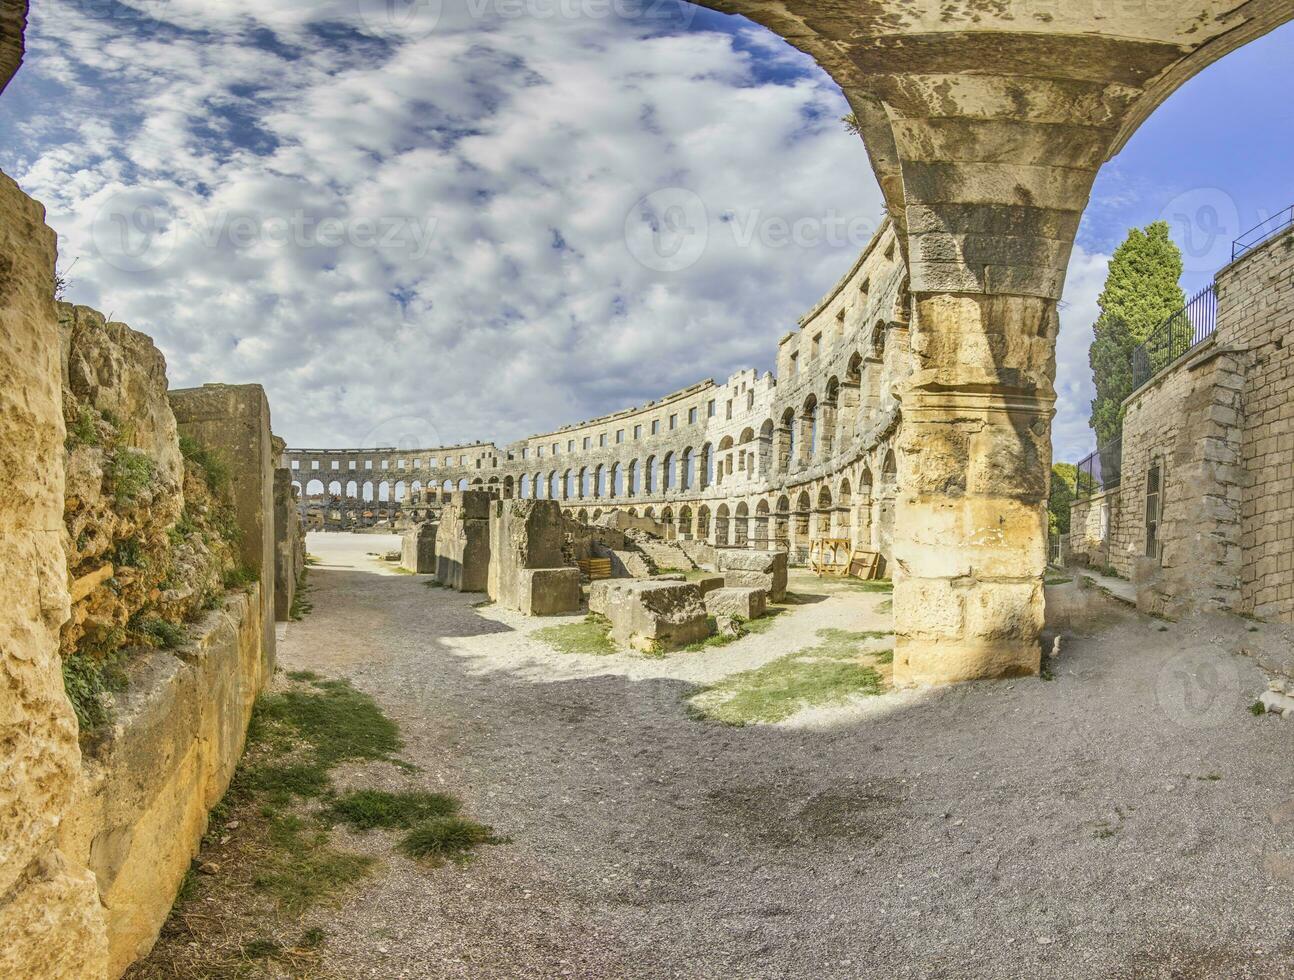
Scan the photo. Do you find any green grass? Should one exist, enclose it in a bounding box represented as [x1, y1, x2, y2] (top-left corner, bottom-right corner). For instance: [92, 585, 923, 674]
[680, 609, 784, 652]
[253, 678, 402, 767]
[109, 448, 155, 504]
[324, 789, 460, 830]
[289, 568, 313, 620]
[286, 669, 322, 682]
[836, 578, 893, 593]
[179, 435, 231, 496]
[133, 616, 187, 649]
[61, 650, 128, 732]
[534, 614, 616, 656]
[252, 813, 375, 913]
[223, 564, 260, 591]
[397, 816, 503, 866]
[688, 628, 891, 725]
[65, 405, 99, 450]
[1044, 575, 1073, 586]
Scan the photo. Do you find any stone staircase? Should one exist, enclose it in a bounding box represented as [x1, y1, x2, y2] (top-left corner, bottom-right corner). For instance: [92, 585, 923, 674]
[635, 539, 698, 572]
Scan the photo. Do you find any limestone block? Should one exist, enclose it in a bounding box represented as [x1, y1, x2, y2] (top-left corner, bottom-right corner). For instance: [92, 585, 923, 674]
[169, 384, 276, 670]
[695, 576, 725, 596]
[716, 550, 787, 602]
[273, 466, 303, 620]
[705, 586, 767, 621]
[0, 168, 107, 978]
[487, 499, 567, 611]
[401, 521, 438, 574]
[519, 568, 581, 615]
[605, 581, 710, 652]
[588, 578, 635, 616]
[436, 500, 490, 592]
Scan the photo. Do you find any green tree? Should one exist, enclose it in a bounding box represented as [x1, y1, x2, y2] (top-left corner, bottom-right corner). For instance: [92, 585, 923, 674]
[1048, 462, 1078, 536]
[1088, 221, 1185, 446]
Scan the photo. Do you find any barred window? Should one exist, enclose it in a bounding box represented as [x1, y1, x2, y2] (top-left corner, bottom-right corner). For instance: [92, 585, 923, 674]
[1145, 460, 1162, 561]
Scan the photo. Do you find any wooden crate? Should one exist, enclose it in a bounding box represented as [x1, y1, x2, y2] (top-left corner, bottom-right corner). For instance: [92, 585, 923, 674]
[577, 558, 613, 580]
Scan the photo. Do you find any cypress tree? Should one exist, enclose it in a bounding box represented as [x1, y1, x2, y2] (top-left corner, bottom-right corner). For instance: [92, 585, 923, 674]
[1087, 221, 1185, 446]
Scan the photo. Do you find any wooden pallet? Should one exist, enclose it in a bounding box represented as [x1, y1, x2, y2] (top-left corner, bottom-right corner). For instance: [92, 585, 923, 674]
[847, 549, 881, 580]
[577, 558, 613, 580]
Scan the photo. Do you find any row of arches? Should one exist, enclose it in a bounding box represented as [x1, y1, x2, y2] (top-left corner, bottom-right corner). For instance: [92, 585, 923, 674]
[295, 476, 485, 502]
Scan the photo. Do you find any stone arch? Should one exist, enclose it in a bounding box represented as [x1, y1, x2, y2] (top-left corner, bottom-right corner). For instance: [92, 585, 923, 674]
[679, 447, 693, 491]
[734, 500, 749, 546]
[327, 479, 342, 497]
[627, 459, 638, 496]
[715, 503, 730, 547]
[503, 474, 514, 499]
[800, 394, 818, 464]
[816, 484, 834, 535]
[563, 469, 575, 499]
[549, 470, 560, 499]
[697, 505, 711, 540]
[754, 498, 770, 548]
[520, 473, 532, 499]
[679, 504, 694, 538]
[610, 462, 622, 498]
[774, 494, 790, 551]
[442, 479, 454, 492]
[821, 377, 840, 457]
[306, 479, 325, 496]
[378, 481, 391, 502]
[661, 505, 674, 534]
[716, 436, 734, 483]
[346, 479, 359, 499]
[778, 407, 796, 473]
[577, 508, 589, 523]
[644, 455, 656, 494]
[661, 451, 674, 491]
[700, 443, 714, 489]
[794, 489, 811, 538]
[458, 478, 468, 491]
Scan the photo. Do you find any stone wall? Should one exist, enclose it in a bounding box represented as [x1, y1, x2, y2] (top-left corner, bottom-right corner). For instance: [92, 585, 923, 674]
[170, 385, 277, 667]
[486, 499, 575, 614]
[0, 172, 108, 976]
[1119, 341, 1244, 616]
[435, 491, 491, 591]
[0, 0, 24, 96]
[59, 586, 266, 976]
[1067, 488, 1119, 572]
[273, 462, 304, 621]
[1216, 234, 1294, 621]
[1069, 228, 1294, 623]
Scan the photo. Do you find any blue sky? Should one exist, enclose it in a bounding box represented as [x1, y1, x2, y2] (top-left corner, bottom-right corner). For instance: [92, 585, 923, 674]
[1, 1, 1290, 463]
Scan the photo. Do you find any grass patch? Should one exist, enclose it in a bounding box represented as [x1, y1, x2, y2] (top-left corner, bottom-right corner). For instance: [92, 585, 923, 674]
[681, 609, 785, 652]
[688, 628, 891, 725]
[252, 678, 403, 767]
[837, 578, 893, 593]
[179, 435, 231, 496]
[1045, 575, 1073, 586]
[61, 650, 128, 732]
[289, 568, 313, 620]
[1250, 700, 1266, 716]
[133, 616, 187, 650]
[65, 405, 99, 449]
[535, 614, 616, 656]
[223, 563, 259, 591]
[324, 789, 460, 830]
[109, 448, 155, 504]
[252, 813, 375, 914]
[398, 816, 503, 866]
[286, 669, 322, 682]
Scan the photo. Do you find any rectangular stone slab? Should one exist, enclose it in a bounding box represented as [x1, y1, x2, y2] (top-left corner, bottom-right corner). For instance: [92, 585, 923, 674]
[604, 581, 710, 652]
[519, 567, 581, 616]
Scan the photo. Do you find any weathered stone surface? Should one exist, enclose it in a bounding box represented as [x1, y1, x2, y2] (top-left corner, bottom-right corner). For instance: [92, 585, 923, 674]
[518, 567, 581, 616]
[705, 586, 767, 622]
[0, 0, 25, 96]
[605, 581, 710, 652]
[0, 169, 108, 978]
[401, 521, 438, 574]
[695, 576, 725, 596]
[59, 587, 266, 975]
[170, 384, 277, 670]
[487, 499, 566, 611]
[436, 491, 491, 592]
[273, 462, 304, 620]
[717, 550, 787, 603]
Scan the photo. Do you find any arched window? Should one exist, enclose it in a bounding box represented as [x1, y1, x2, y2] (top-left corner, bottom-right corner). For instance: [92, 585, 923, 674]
[645, 455, 656, 494]
[680, 448, 693, 491]
[662, 452, 674, 491]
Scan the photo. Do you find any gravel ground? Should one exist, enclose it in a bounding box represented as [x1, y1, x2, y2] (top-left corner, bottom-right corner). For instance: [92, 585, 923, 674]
[281, 532, 1294, 979]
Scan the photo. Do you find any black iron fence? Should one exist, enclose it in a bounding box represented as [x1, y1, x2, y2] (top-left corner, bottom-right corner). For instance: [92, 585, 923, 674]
[1233, 205, 1294, 262]
[1131, 283, 1217, 389]
[1076, 432, 1121, 498]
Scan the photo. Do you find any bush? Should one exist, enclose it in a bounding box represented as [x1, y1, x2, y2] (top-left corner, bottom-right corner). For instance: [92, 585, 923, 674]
[61, 652, 127, 731]
[179, 435, 231, 496]
[109, 449, 155, 504]
[65, 406, 98, 450]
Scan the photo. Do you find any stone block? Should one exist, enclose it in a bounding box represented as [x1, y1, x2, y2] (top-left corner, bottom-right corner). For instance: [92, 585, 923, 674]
[435, 500, 490, 592]
[487, 499, 569, 612]
[716, 549, 787, 602]
[705, 586, 767, 621]
[695, 576, 725, 596]
[170, 383, 276, 669]
[401, 521, 438, 574]
[519, 568, 581, 615]
[604, 581, 710, 652]
[273, 465, 304, 620]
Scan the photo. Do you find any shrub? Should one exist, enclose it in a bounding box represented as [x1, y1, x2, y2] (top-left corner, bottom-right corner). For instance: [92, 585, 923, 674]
[65, 406, 98, 450]
[179, 435, 231, 496]
[109, 449, 155, 504]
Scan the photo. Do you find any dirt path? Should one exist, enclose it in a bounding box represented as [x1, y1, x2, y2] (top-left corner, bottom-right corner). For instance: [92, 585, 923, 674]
[276, 532, 1294, 980]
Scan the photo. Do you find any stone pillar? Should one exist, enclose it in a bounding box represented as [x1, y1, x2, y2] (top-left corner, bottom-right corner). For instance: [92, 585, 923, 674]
[0, 168, 108, 977]
[893, 294, 1055, 685]
[169, 384, 277, 672]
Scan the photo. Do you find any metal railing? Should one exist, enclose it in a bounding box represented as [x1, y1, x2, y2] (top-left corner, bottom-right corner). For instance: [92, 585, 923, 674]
[1233, 205, 1294, 261]
[1131, 283, 1217, 389]
[1076, 432, 1121, 498]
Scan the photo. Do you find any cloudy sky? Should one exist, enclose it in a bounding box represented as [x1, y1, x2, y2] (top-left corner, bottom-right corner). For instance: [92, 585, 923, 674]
[2, 1, 1291, 462]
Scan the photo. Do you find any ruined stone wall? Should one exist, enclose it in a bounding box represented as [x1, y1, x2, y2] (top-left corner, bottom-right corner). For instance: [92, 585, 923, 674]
[59, 586, 267, 976]
[1068, 488, 1119, 571]
[1216, 234, 1294, 622]
[1118, 341, 1244, 615]
[0, 172, 108, 977]
[486, 499, 569, 612]
[170, 385, 278, 667]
